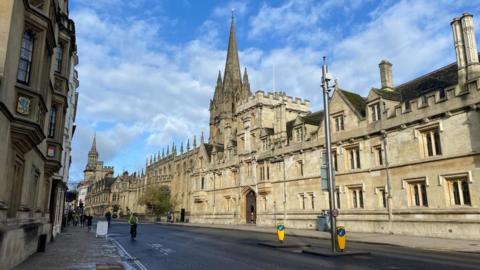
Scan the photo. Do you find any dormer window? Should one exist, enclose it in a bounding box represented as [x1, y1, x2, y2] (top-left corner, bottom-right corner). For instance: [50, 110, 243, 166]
[294, 127, 304, 142]
[370, 103, 381, 122]
[421, 95, 428, 106]
[404, 100, 411, 111]
[334, 115, 344, 131]
[438, 89, 446, 100]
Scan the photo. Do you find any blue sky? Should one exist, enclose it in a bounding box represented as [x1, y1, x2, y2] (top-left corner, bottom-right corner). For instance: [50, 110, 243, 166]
[68, 0, 480, 186]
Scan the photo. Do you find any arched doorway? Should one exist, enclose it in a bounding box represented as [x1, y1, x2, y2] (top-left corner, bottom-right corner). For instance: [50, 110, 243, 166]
[245, 190, 256, 224]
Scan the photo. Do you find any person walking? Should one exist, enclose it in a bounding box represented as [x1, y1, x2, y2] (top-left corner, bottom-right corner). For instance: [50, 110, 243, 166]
[86, 215, 93, 232]
[80, 214, 86, 227]
[105, 211, 112, 228]
[128, 213, 139, 240]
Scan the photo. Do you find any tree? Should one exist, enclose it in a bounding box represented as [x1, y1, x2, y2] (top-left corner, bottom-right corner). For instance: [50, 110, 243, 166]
[139, 185, 173, 218]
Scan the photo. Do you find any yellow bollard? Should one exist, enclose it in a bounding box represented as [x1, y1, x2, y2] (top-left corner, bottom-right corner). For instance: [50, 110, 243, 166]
[336, 226, 346, 251]
[276, 223, 285, 242]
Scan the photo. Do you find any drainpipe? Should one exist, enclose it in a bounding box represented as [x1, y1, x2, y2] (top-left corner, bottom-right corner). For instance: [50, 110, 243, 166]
[382, 131, 393, 231]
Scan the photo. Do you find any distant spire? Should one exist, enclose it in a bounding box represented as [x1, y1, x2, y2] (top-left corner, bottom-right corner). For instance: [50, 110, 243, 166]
[217, 70, 222, 85]
[201, 131, 205, 143]
[243, 67, 249, 84]
[89, 133, 98, 155]
[162, 148, 165, 158]
[187, 139, 190, 151]
[167, 147, 170, 155]
[180, 142, 184, 153]
[193, 135, 197, 148]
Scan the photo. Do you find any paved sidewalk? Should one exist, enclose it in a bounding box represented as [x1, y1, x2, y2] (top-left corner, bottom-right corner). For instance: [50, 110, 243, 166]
[14, 225, 128, 270]
[158, 222, 480, 253]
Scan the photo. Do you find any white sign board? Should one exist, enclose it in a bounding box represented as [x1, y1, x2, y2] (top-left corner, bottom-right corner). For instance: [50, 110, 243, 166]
[96, 221, 109, 238]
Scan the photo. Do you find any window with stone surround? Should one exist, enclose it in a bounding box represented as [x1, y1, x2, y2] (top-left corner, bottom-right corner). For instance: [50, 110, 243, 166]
[373, 145, 383, 166]
[17, 31, 35, 84]
[370, 102, 381, 122]
[48, 105, 58, 138]
[404, 100, 411, 111]
[419, 126, 442, 157]
[332, 150, 338, 171]
[294, 127, 304, 142]
[335, 187, 341, 209]
[298, 193, 306, 210]
[405, 179, 428, 207]
[420, 95, 428, 106]
[54, 44, 63, 73]
[334, 114, 344, 131]
[348, 185, 364, 209]
[376, 186, 387, 208]
[446, 177, 471, 206]
[297, 160, 304, 176]
[346, 145, 361, 170]
[308, 192, 315, 209]
[259, 164, 265, 181]
[438, 88, 446, 100]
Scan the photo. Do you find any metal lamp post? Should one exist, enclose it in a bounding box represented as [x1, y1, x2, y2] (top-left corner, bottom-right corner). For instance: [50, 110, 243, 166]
[321, 57, 337, 253]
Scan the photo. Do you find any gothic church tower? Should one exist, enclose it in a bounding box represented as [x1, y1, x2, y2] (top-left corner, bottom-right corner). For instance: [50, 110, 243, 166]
[209, 15, 251, 145]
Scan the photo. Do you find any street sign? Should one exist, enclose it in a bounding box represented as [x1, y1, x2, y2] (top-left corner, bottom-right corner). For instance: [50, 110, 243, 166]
[96, 221, 108, 238]
[321, 167, 329, 191]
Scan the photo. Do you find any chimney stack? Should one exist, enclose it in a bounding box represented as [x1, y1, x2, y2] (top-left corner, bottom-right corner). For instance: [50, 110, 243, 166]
[452, 13, 480, 85]
[379, 60, 393, 91]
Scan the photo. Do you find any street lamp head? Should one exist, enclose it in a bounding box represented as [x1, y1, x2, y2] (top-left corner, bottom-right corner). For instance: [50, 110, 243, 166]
[324, 72, 333, 82]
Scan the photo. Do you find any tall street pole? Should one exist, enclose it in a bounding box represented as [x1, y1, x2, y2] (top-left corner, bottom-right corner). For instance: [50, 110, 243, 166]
[322, 57, 337, 253]
[283, 156, 287, 226]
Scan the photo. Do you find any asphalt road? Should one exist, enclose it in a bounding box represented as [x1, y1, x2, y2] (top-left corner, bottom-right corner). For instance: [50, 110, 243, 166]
[107, 222, 479, 270]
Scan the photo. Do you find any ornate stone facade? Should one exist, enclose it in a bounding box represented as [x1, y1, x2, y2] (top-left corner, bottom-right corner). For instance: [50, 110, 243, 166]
[83, 136, 115, 216]
[0, 1, 78, 269]
[140, 13, 480, 240]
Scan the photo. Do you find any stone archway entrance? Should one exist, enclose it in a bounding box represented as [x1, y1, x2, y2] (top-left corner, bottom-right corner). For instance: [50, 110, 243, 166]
[245, 190, 256, 224]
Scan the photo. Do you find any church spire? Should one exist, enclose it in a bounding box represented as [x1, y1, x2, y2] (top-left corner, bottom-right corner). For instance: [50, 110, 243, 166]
[223, 14, 242, 93]
[87, 133, 98, 168]
[217, 70, 222, 85]
[243, 67, 249, 84]
[89, 133, 98, 155]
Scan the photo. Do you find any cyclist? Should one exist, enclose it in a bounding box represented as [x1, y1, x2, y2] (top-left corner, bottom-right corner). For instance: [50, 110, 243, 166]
[128, 213, 139, 240]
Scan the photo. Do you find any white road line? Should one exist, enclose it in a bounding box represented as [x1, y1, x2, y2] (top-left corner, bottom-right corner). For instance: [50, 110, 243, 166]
[110, 238, 148, 270]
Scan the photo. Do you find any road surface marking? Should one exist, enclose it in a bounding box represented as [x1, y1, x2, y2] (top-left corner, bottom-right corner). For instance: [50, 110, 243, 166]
[111, 238, 148, 270]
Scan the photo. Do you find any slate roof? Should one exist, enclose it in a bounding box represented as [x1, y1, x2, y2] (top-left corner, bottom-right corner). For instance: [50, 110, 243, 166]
[396, 62, 458, 101]
[301, 110, 324, 126]
[339, 89, 367, 117]
[260, 128, 274, 137]
[105, 177, 116, 188]
[372, 88, 402, 101]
